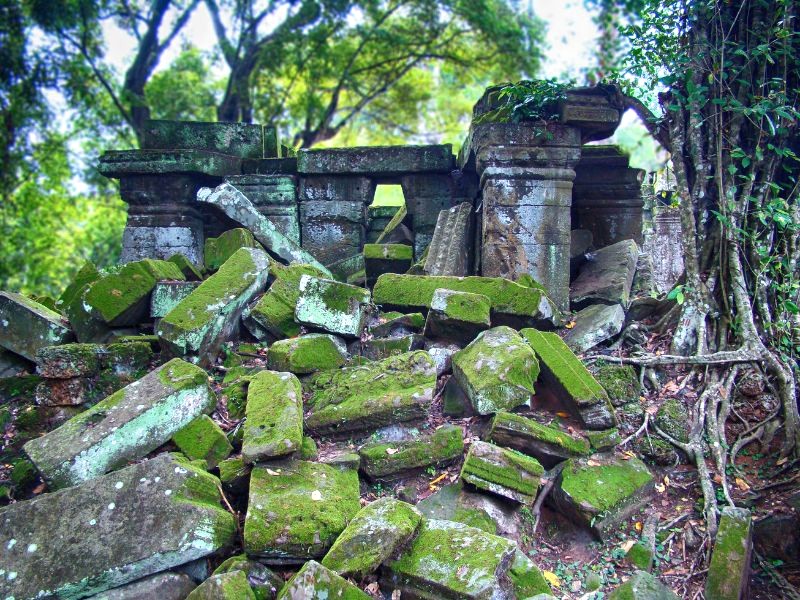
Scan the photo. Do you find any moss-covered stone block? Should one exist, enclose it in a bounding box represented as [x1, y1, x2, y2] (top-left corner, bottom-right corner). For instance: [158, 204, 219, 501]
[550, 454, 655, 539]
[424, 288, 491, 343]
[158, 247, 271, 366]
[593, 363, 641, 406]
[364, 243, 414, 283]
[369, 311, 425, 337]
[608, 570, 679, 599]
[244, 460, 361, 563]
[452, 326, 538, 415]
[321, 497, 423, 578]
[204, 228, 259, 272]
[266, 334, 347, 374]
[359, 424, 464, 480]
[150, 281, 202, 318]
[359, 334, 423, 360]
[0, 292, 74, 362]
[56, 261, 100, 311]
[487, 411, 590, 468]
[586, 427, 622, 452]
[294, 275, 371, 338]
[299, 435, 318, 460]
[221, 380, 248, 420]
[33, 376, 90, 406]
[521, 328, 616, 430]
[168, 252, 204, 281]
[509, 549, 552, 598]
[625, 541, 654, 571]
[320, 452, 361, 471]
[173, 414, 233, 468]
[186, 571, 256, 600]
[241, 370, 303, 463]
[654, 398, 689, 444]
[102, 340, 154, 376]
[35, 343, 103, 378]
[705, 507, 752, 600]
[212, 555, 282, 600]
[0, 453, 236, 600]
[460, 440, 544, 504]
[142, 119, 269, 159]
[23, 358, 214, 489]
[305, 351, 436, 436]
[218, 456, 251, 495]
[276, 561, 370, 599]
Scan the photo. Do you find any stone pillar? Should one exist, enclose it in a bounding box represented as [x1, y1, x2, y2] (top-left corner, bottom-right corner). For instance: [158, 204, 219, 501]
[572, 145, 645, 247]
[644, 207, 684, 294]
[226, 174, 300, 244]
[401, 174, 457, 259]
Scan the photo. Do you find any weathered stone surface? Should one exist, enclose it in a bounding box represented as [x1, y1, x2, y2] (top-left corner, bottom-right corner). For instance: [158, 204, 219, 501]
[35, 343, 103, 378]
[593, 364, 641, 406]
[460, 440, 544, 504]
[241, 370, 303, 463]
[244, 460, 360, 563]
[197, 183, 329, 275]
[452, 326, 538, 415]
[644, 208, 684, 294]
[205, 228, 259, 272]
[586, 428, 621, 452]
[99, 149, 241, 178]
[23, 358, 213, 489]
[0, 453, 236, 600]
[173, 414, 233, 468]
[521, 329, 616, 430]
[185, 571, 256, 600]
[142, 119, 273, 159]
[305, 351, 436, 436]
[276, 561, 370, 599]
[358, 333, 424, 361]
[373, 274, 560, 328]
[487, 411, 590, 468]
[509, 550, 552, 599]
[227, 174, 300, 244]
[608, 571, 679, 600]
[158, 248, 271, 365]
[364, 243, 413, 283]
[151, 281, 202, 318]
[267, 334, 347, 374]
[424, 288, 491, 343]
[212, 554, 283, 600]
[571, 239, 639, 308]
[705, 507, 752, 600]
[321, 497, 423, 578]
[34, 377, 91, 406]
[298, 144, 454, 174]
[359, 424, 464, 480]
[294, 275, 371, 338]
[381, 518, 517, 599]
[0, 292, 73, 361]
[423, 202, 474, 276]
[562, 303, 625, 353]
[550, 454, 654, 539]
[168, 253, 204, 281]
[369, 311, 425, 337]
[88, 572, 197, 600]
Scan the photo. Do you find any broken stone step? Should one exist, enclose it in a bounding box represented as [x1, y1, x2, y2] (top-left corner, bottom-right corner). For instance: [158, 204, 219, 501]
[521, 328, 616, 430]
[23, 358, 213, 489]
[0, 453, 236, 600]
[460, 440, 544, 504]
[562, 302, 625, 354]
[266, 334, 347, 374]
[423, 202, 474, 276]
[358, 424, 464, 480]
[241, 370, 303, 463]
[571, 239, 639, 309]
[150, 281, 202, 318]
[158, 247, 271, 366]
[364, 243, 414, 283]
[185, 570, 256, 600]
[0, 291, 74, 361]
[487, 411, 590, 468]
[276, 560, 370, 599]
[452, 326, 539, 415]
[321, 497, 423, 578]
[705, 507, 752, 600]
[204, 228, 259, 272]
[244, 460, 361, 563]
[424, 288, 491, 343]
[294, 275, 372, 338]
[304, 350, 436, 436]
[172, 414, 233, 468]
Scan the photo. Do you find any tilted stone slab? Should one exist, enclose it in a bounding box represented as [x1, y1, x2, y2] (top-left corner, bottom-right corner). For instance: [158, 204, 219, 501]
[23, 358, 213, 489]
[0, 453, 236, 600]
[151, 281, 201, 318]
[321, 497, 423, 578]
[204, 228, 259, 272]
[562, 303, 625, 354]
[359, 424, 464, 480]
[0, 292, 73, 361]
[241, 370, 303, 463]
[381, 519, 518, 599]
[244, 460, 361, 563]
[142, 119, 272, 159]
[266, 334, 347, 374]
[460, 440, 544, 504]
[571, 239, 639, 308]
[452, 326, 539, 415]
[277, 561, 370, 599]
[294, 275, 371, 338]
[172, 414, 233, 469]
[98, 149, 241, 178]
[424, 202, 475, 276]
[424, 288, 491, 343]
[305, 351, 436, 436]
[705, 507, 753, 600]
[487, 411, 590, 468]
[521, 328, 616, 430]
[196, 183, 330, 275]
[373, 273, 560, 328]
[298, 144, 454, 174]
[158, 247, 271, 365]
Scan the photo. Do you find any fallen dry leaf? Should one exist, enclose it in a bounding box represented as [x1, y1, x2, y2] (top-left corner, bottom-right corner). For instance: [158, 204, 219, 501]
[620, 539, 636, 553]
[634, 521, 643, 532]
[565, 321, 576, 329]
[555, 411, 570, 418]
[587, 459, 602, 467]
[542, 571, 561, 588]
[735, 477, 750, 491]
[311, 490, 323, 501]
[386, 447, 399, 455]
[266, 468, 281, 476]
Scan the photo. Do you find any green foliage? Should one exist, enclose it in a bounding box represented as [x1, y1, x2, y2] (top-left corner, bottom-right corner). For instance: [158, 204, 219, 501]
[474, 79, 573, 124]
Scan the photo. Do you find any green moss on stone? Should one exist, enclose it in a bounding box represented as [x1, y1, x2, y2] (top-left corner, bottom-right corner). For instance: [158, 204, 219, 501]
[299, 436, 318, 460]
[509, 550, 552, 598]
[173, 414, 233, 468]
[57, 261, 99, 309]
[205, 228, 257, 272]
[460, 440, 544, 502]
[489, 411, 590, 457]
[221, 381, 248, 419]
[219, 456, 251, 485]
[705, 507, 752, 600]
[267, 334, 346, 374]
[363, 243, 413, 261]
[586, 428, 621, 452]
[157, 357, 209, 389]
[625, 542, 653, 570]
[241, 370, 303, 462]
[654, 398, 689, 444]
[359, 424, 464, 479]
[277, 561, 370, 599]
[168, 253, 204, 281]
[432, 289, 491, 324]
[186, 570, 256, 600]
[212, 555, 282, 600]
[593, 364, 641, 406]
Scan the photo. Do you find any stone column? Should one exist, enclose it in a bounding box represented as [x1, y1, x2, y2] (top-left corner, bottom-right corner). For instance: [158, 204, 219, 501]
[401, 174, 458, 260]
[644, 207, 684, 293]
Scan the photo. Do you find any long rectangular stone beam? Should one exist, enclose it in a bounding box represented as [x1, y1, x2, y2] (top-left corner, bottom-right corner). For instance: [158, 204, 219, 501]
[298, 144, 454, 174]
[98, 149, 241, 178]
[142, 119, 278, 159]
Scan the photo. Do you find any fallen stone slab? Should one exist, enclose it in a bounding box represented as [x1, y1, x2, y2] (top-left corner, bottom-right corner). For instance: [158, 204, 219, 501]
[705, 507, 752, 600]
[185, 571, 256, 600]
[373, 273, 560, 328]
[88, 572, 197, 600]
[381, 519, 517, 599]
[304, 351, 436, 436]
[0, 292, 73, 361]
[562, 303, 625, 353]
[359, 424, 464, 480]
[571, 239, 639, 309]
[294, 275, 371, 338]
[212, 554, 283, 600]
[424, 288, 491, 343]
[276, 561, 370, 599]
[521, 328, 616, 430]
[266, 334, 347, 374]
[173, 414, 233, 468]
[487, 411, 590, 468]
[168, 253, 204, 281]
[241, 370, 303, 463]
[423, 202, 474, 276]
[608, 570, 679, 599]
[0, 453, 236, 600]
[23, 358, 213, 489]
[460, 440, 544, 504]
[298, 144, 454, 174]
[244, 460, 360, 563]
[452, 326, 539, 415]
[204, 228, 259, 272]
[197, 183, 330, 275]
[549, 454, 654, 539]
[321, 497, 423, 578]
[35, 343, 103, 378]
[158, 247, 271, 365]
[151, 281, 202, 318]
[364, 243, 413, 283]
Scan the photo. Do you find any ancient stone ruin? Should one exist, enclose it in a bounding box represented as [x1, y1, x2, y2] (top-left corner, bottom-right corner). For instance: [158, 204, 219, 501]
[0, 83, 749, 599]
